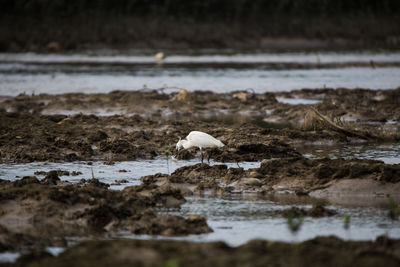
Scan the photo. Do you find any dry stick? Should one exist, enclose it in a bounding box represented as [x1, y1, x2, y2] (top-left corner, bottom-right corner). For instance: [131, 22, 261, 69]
[310, 107, 375, 140]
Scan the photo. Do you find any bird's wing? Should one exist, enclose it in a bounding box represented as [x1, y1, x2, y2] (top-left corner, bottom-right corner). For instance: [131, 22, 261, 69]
[187, 131, 224, 148]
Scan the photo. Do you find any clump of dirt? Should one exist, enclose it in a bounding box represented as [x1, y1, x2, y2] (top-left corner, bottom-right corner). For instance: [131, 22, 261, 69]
[280, 204, 338, 217]
[0, 177, 211, 252]
[34, 170, 70, 177]
[14, 236, 400, 267]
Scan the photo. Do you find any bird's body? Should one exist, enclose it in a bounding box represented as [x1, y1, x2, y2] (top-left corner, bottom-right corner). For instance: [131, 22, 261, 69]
[176, 131, 224, 163]
[154, 52, 165, 62]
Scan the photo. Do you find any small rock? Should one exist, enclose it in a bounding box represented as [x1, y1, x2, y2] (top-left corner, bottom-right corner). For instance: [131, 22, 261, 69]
[41, 170, 61, 185]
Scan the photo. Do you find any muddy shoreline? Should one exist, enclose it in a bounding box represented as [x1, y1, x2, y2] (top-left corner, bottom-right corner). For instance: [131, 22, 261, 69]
[1, 88, 400, 265]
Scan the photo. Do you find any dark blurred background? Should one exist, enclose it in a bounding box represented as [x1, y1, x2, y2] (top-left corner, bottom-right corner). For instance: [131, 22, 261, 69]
[1, 0, 400, 51]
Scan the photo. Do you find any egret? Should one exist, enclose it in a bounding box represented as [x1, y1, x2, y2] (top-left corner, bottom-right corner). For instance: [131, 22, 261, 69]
[176, 131, 224, 163]
[154, 52, 165, 63]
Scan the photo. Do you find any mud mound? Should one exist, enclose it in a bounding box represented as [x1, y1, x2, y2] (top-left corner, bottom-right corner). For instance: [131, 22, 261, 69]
[141, 156, 400, 196]
[0, 178, 211, 252]
[259, 157, 400, 187]
[280, 204, 338, 218]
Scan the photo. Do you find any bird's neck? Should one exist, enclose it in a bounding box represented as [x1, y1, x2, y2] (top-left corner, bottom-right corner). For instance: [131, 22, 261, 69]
[181, 140, 192, 149]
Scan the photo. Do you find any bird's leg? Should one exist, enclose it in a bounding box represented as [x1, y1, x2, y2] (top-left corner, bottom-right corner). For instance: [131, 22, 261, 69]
[200, 148, 204, 164]
[207, 151, 210, 164]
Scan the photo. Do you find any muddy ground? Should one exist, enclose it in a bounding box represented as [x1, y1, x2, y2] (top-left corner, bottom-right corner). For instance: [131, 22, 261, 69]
[1, 88, 400, 265]
[7, 236, 400, 267]
[0, 88, 399, 162]
[0, 174, 211, 252]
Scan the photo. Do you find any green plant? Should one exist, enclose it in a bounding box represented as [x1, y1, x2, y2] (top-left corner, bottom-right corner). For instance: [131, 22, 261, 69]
[164, 259, 179, 267]
[388, 197, 400, 220]
[343, 214, 351, 230]
[286, 212, 303, 235]
[164, 146, 171, 174]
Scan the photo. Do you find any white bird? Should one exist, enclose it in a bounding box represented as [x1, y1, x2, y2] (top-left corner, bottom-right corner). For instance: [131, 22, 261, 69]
[154, 52, 165, 63]
[176, 131, 224, 163]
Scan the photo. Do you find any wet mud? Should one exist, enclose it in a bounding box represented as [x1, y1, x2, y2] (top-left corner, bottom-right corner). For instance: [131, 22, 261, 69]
[141, 156, 400, 196]
[1, 88, 400, 265]
[0, 175, 211, 252]
[1, 88, 399, 163]
[11, 236, 400, 267]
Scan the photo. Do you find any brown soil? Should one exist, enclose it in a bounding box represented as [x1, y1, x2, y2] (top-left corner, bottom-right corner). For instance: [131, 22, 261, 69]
[1, 88, 399, 163]
[279, 204, 338, 218]
[139, 156, 400, 197]
[0, 175, 211, 252]
[1, 88, 400, 265]
[12, 236, 400, 267]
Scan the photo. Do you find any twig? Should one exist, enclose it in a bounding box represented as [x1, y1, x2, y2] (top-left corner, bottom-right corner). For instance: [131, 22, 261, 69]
[310, 107, 375, 140]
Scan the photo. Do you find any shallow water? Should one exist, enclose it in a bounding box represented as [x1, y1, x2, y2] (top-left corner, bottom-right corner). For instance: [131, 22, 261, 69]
[0, 159, 259, 190]
[1, 51, 400, 96]
[0, 146, 399, 248]
[1, 143, 397, 188]
[276, 97, 322, 105]
[0, 252, 20, 263]
[134, 195, 400, 246]
[299, 143, 400, 164]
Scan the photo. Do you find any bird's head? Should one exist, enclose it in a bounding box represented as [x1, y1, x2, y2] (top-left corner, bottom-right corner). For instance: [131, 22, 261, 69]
[175, 137, 183, 151]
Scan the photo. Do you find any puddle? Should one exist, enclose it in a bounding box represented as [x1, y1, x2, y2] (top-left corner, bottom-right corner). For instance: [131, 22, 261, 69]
[0, 252, 20, 263]
[0, 159, 260, 190]
[298, 143, 400, 164]
[0, 247, 65, 263]
[45, 247, 65, 256]
[276, 97, 322, 105]
[128, 195, 400, 246]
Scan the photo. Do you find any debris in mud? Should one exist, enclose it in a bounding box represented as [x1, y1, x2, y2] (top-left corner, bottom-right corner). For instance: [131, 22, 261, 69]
[305, 107, 376, 141]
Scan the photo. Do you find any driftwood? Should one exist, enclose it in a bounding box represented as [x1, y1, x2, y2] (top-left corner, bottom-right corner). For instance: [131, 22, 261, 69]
[310, 107, 375, 140]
